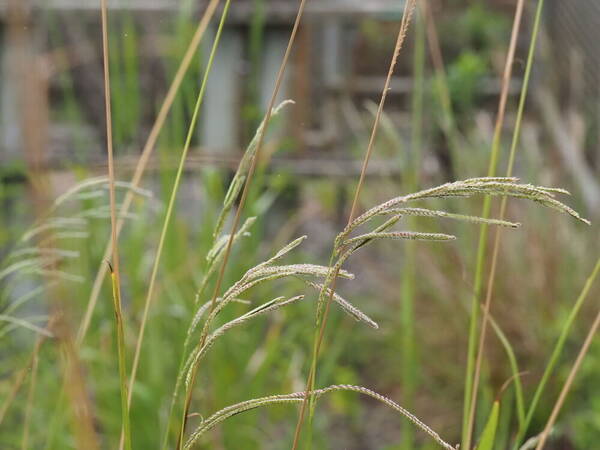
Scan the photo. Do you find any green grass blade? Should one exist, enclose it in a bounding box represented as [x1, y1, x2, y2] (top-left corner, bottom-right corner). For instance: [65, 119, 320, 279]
[476, 400, 500, 450]
[126, 0, 231, 411]
[109, 265, 132, 450]
[514, 256, 600, 448]
[489, 316, 525, 428]
[463, 1, 542, 447]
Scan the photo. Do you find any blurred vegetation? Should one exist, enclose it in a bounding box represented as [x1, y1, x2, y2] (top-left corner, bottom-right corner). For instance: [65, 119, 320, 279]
[1, 1, 599, 449]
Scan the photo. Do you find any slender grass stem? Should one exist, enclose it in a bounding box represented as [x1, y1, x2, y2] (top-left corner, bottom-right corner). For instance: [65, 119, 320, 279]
[161, 331, 195, 449]
[467, 2, 547, 448]
[535, 271, 600, 450]
[515, 257, 600, 448]
[462, 1, 526, 447]
[400, 7, 425, 450]
[110, 263, 133, 450]
[21, 340, 40, 450]
[100, 0, 132, 447]
[0, 330, 49, 425]
[39, 3, 221, 443]
[291, 2, 417, 448]
[177, 1, 308, 448]
[126, 4, 230, 434]
[77, 0, 221, 346]
[49, 3, 219, 443]
[162, 101, 292, 447]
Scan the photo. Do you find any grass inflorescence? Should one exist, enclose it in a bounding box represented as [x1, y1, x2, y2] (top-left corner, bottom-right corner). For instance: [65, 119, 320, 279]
[1, 1, 597, 450]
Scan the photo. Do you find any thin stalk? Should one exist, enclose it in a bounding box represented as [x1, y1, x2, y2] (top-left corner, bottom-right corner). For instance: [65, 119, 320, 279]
[177, 1, 308, 446]
[184, 384, 456, 450]
[45, 1, 221, 440]
[291, 2, 417, 448]
[100, 0, 132, 448]
[462, 1, 526, 447]
[515, 257, 600, 448]
[124, 5, 229, 438]
[8, 1, 97, 447]
[488, 315, 525, 428]
[77, 0, 221, 345]
[0, 330, 48, 425]
[161, 335, 195, 449]
[535, 300, 600, 450]
[401, 7, 425, 450]
[110, 263, 132, 450]
[21, 342, 39, 450]
[421, 0, 461, 151]
[161, 100, 295, 447]
[468, 1, 547, 448]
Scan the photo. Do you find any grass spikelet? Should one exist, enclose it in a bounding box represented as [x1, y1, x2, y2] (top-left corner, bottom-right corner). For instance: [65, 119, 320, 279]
[197, 217, 257, 301]
[184, 384, 456, 450]
[0, 314, 53, 337]
[343, 231, 456, 246]
[22, 218, 87, 242]
[213, 99, 295, 238]
[51, 177, 151, 211]
[8, 248, 79, 260]
[169, 233, 371, 444]
[380, 208, 521, 228]
[303, 280, 379, 329]
[296, 175, 587, 448]
[184, 295, 304, 388]
[248, 264, 355, 281]
[343, 179, 588, 242]
[255, 235, 308, 268]
[206, 217, 257, 265]
[194, 257, 355, 343]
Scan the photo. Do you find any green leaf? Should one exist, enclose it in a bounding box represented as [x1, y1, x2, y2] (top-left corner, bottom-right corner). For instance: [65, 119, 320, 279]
[477, 401, 500, 450]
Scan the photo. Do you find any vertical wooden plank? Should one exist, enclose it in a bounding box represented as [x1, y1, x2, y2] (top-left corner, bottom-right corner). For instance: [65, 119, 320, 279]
[292, 22, 311, 153]
[321, 18, 345, 147]
[259, 28, 290, 113]
[1, 21, 22, 161]
[201, 27, 243, 153]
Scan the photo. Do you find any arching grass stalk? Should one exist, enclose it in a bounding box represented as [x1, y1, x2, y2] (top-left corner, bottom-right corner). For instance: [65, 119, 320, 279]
[100, 0, 132, 447]
[291, 3, 418, 447]
[290, 174, 586, 450]
[173, 175, 587, 450]
[125, 0, 230, 419]
[177, 0, 309, 447]
[160, 100, 293, 450]
[461, 1, 527, 447]
[185, 385, 456, 450]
